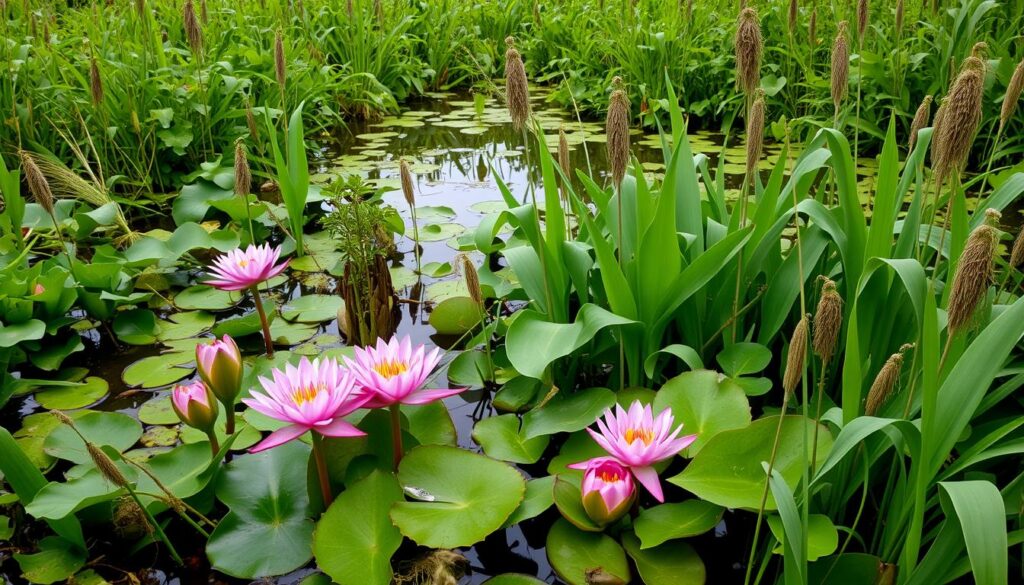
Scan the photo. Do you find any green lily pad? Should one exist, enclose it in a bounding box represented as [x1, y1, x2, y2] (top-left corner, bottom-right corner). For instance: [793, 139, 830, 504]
[174, 285, 241, 311]
[469, 201, 507, 214]
[546, 518, 631, 585]
[389, 266, 418, 289]
[425, 279, 471, 303]
[156, 311, 216, 341]
[281, 294, 343, 323]
[419, 222, 466, 242]
[140, 426, 180, 448]
[13, 536, 86, 584]
[35, 377, 108, 410]
[122, 352, 195, 388]
[314, 471, 404, 585]
[622, 532, 705, 585]
[429, 296, 481, 335]
[419, 261, 453, 277]
[503, 475, 555, 527]
[113, 309, 160, 345]
[415, 205, 457, 221]
[633, 500, 725, 548]
[206, 441, 314, 579]
[472, 414, 548, 464]
[269, 320, 319, 345]
[652, 370, 751, 455]
[390, 445, 526, 548]
[552, 475, 602, 532]
[138, 395, 180, 425]
[482, 575, 546, 585]
[521, 387, 616, 439]
[44, 411, 142, 464]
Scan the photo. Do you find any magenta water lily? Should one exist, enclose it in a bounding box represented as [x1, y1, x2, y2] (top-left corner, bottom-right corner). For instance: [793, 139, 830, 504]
[205, 243, 288, 357]
[171, 381, 220, 454]
[573, 400, 696, 502]
[195, 334, 243, 433]
[580, 457, 636, 526]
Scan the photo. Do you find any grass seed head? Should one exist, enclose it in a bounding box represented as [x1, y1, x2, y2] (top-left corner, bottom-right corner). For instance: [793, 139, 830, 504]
[812, 277, 843, 364]
[89, 54, 103, 107]
[857, 0, 869, 40]
[20, 150, 55, 216]
[745, 89, 765, 180]
[1000, 59, 1024, 130]
[831, 21, 850, 111]
[895, 0, 904, 35]
[934, 57, 984, 184]
[809, 6, 817, 47]
[606, 76, 631, 188]
[399, 158, 415, 208]
[183, 0, 203, 56]
[908, 94, 933, 153]
[234, 139, 251, 198]
[788, 0, 797, 36]
[783, 314, 809, 395]
[865, 344, 913, 416]
[1011, 227, 1024, 269]
[274, 29, 286, 91]
[734, 7, 762, 95]
[947, 211, 1000, 334]
[504, 37, 531, 132]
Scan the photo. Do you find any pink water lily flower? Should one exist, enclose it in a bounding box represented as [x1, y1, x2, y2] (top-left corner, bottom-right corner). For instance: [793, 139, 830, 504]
[204, 243, 289, 291]
[580, 457, 636, 526]
[571, 400, 696, 502]
[344, 335, 462, 408]
[242, 357, 371, 453]
[171, 381, 219, 432]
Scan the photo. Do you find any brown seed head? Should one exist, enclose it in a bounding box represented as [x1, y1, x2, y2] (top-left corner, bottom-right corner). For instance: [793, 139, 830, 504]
[234, 139, 251, 198]
[399, 159, 415, 208]
[970, 42, 988, 61]
[865, 343, 914, 416]
[895, 0, 904, 35]
[783, 314, 810, 395]
[788, 0, 798, 36]
[745, 89, 765, 180]
[459, 254, 483, 306]
[183, 0, 203, 56]
[831, 22, 850, 111]
[809, 6, 817, 47]
[130, 110, 141, 134]
[930, 97, 947, 169]
[908, 94, 933, 153]
[1010, 227, 1024, 269]
[947, 212, 1000, 333]
[88, 443, 130, 488]
[606, 77, 631, 188]
[504, 37, 531, 132]
[89, 54, 103, 107]
[812, 277, 843, 364]
[558, 126, 571, 179]
[734, 8, 762, 95]
[274, 29, 286, 91]
[200, 0, 208, 23]
[20, 150, 55, 216]
[857, 0, 869, 40]
[244, 99, 259, 143]
[934, 58, 984, 184]
[1000, 59, 1024, 130]
[50, 409, 76, 428]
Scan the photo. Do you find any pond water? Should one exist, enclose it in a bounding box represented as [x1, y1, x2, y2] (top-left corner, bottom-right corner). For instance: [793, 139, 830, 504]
[3, 89, 888, 584]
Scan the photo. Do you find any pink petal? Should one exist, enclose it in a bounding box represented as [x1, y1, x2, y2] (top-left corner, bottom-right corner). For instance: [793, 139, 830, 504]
[401, 387, 463, 405]
[249, 424, 309, 453]
[631, 465, 665, 502]
[314, 418, 366, 438]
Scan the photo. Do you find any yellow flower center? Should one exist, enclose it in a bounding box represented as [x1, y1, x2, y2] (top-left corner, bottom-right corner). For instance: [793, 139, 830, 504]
[292, 385, 325, 405]
[373, 360, 408, 379]
[237, 259, 249, 268]
[599, 470, 621, 483]
[624, 428, 654, 446]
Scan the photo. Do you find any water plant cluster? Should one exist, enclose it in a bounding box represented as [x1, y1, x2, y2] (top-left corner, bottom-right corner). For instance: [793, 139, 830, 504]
[2, 0, 1024, 584]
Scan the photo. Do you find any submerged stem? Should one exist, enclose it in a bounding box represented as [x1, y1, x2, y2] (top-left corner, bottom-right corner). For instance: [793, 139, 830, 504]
[249, 285, 274, 357]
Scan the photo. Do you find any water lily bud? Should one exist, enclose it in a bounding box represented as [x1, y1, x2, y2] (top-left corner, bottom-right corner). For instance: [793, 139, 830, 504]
[171, 381, 219, 433]
[581, 458, 635, 526]
[195, 334, 243, 405]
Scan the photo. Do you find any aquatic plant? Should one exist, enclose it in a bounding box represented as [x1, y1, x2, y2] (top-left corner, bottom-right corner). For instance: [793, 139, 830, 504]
[579, 457, 635, 526]
[204, 243, 289, 356]
[195, 335, 243, 434]
[171, 381, 220, 453]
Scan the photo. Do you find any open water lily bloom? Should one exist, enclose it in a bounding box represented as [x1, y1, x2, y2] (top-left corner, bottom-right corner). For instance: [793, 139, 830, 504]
[572, 400, 696, 502]
[242, 357, 371, 452]
[344, 335, 462, 407]
[204, 243, 289, 291]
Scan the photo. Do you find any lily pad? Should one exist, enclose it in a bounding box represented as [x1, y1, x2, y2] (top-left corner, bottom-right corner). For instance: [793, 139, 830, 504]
[633, 500, 725, 548]
[552, 475, 602, 532]
[281, 295, 343, 323]
[44, 411, 142, 464]
[390, 445, 526, 548]
[472, 414, 549, 464]
[521, 387, 616, 440]
[469, 201, 507, 214]
[122, 352, 195, 388]
[206, 441, 314, 579]
[156, 311, 215, 341]
[113, 309, 160, 345]
[503, 476, 555, 527]
[314, 471, 403, 585]
[35, 377, 108, 410]
[419, 222, 466, 242]
[545, 518, 631, 585]
[622, 532, 705, 585]
[138, 395, 180, 425]
[415, 205, 457, 221]
[652, 370, 751, 454]
[13, 536, 86, 584]
[429, 296, 482, 335]
[419, 261, 453, 277]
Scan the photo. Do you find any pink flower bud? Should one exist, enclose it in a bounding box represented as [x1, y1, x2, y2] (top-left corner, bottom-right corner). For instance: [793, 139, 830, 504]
[171, 381, 219, 433]
[580, 457, 635, 526]
[195, 335, 243, 406]
[33, 284, 46, 295]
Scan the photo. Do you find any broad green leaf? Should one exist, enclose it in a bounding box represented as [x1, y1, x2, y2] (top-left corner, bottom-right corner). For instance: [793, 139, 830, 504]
[768, 513, 839, 561]
[622, 531, 705, 585]
[668, 415, 832, 510]
[717, 343, 772, 377]
[35, 377, 107, 410]
[0, 319, 45, 347]
[521, 387, 615, 440]
[552, 475, 602, 532]
[113, 309, 160, 345]
[390, 445, 525, 548]
[503, 476, 555, 527]
[938, 481, 1007, 585]
[122, 352, 195, 388]
[634, 500, 724, 549]
[473, 414, 549, 464]
[653, 370, 752, 454]
[206, 441, 314, 578]
[173, 285, 241, 311]
[13, 536, 86, 584]
[44, 411, 142, 465]
[482, 575, 546, 585]
[429, 296, 482, 335]
[314, 471, 403, 585]
[545, 518, 631, 585]
[281, 294, 343, 323]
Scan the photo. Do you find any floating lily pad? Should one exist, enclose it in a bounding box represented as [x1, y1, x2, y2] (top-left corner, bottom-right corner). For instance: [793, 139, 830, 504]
[425, 279, 471, 303]
[140, 426, 179, 448]
[174, 285, 241, 311]
[472, 414, 548, 464]
[622, 532, 705, 585]
[44, 411, 142, 464]
[13, 536, 86, 585]
[156, 311, 215, 341]
[469, 201, 507, 214]
[546, 518, 631, 585]
[269, 320, 319, 345]
[419, 261, 453, 278]
[390, 445, 526, 548]
[429, 296, 481, 335]
[138, 395, 180, 425]
[355, 131, 399, 141]
[415, 205, 457, 221]
[281, 295, 343, 323]
[122, 352, 195, 388]
[35, 377, 108, 410]
[389, 266, 418, 289]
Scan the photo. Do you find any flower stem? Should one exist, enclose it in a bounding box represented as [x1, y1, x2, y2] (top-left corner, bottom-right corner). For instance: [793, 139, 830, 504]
[390, 403, 403, 471]
[224, 406, 236, 435]
[310, 433, 334, 508]
[205, 430, 220, 457]
[249, 285, 274, 357]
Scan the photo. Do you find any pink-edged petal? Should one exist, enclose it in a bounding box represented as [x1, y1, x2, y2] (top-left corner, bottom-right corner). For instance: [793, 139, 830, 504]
[400, 387, 464, 405]
[249, 424, 309, 453]
[314, 418, 366, 438]
[631, 465, 665, 502]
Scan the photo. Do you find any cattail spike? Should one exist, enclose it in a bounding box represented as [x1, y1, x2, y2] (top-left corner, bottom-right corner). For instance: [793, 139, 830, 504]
[734, 7, 762, 95]
[745, 89, 765, 181]
[930, 97, 947, 169]
[274, 29, 286, 92]
[234, 139, 251, 198]
[908, 95, 933, 153]
[504, 37, 531, 132]
[830, 21, 850, 114]
[89, 54, 103, 107]
[934, 57, 985, 185]
[947, 210, 1001, 334]
[812, 277, 843, 364]
[1000, 59, 1024, 131]
[399, 159, 415, 208]
[606, 77, 631, 188]
[865, 343, 914, 415]
[558, 126, 571, 180]
[783, 314, 810, 395]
